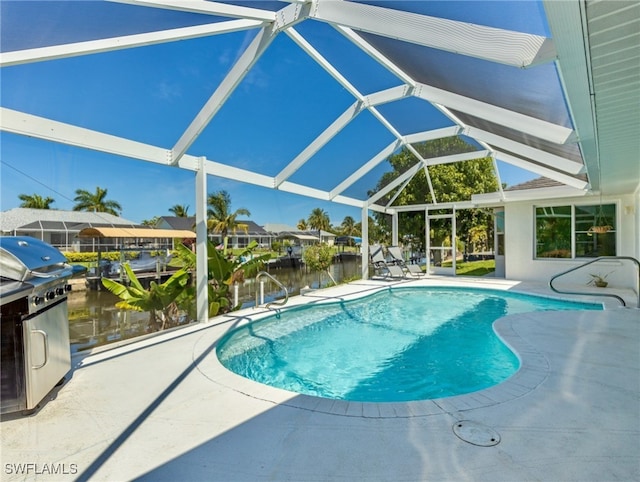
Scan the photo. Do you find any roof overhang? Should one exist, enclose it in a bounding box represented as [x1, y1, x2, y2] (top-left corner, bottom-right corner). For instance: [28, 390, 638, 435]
[78, 227, 196, 238]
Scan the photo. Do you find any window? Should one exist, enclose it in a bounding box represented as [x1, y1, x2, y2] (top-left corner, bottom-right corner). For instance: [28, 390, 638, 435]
[535, 204, 616, 259]
[495, 209, 505, 256]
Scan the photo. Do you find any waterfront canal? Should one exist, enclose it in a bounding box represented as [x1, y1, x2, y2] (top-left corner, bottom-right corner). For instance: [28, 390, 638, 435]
[68, 258, 362, 353]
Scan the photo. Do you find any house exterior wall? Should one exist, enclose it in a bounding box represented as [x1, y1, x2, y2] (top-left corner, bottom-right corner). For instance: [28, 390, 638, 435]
[504, 193, 639, 290]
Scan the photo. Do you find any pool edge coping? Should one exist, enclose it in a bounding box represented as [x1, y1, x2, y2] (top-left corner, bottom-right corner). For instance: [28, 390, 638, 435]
[200, 279, 599, 419]
[75, 277, 621, 419]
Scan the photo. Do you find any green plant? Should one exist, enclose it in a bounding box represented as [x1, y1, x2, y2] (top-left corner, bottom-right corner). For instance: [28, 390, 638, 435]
[101, 263, 190, 331]
[303, 243, 335, 286]
[173, 240, 270, 317]
[587, 272, 612, 287]
[63, 251, 151, 263]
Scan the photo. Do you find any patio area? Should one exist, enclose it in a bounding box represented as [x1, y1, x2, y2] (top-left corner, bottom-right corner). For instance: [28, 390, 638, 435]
[1, 277, 638, 481]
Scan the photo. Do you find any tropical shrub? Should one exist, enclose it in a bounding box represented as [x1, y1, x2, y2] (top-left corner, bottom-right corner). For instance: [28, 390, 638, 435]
[101, 240, 268, 332]
[63, 251, 169, 263]
[172, 240, 270, 318]
[102, 263, 190, 332]
[302, 243, 336, 287]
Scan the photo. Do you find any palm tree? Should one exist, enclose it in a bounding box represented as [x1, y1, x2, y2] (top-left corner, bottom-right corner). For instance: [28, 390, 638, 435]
[141, 216, 160, 227]
[207, 190, 250, 253]
[169, 204, 190, 217]
[340, 216, 357, 236]
[307, 208, 331, 232]
[73, 186, 122, 216]
[18, 193, 55, 209]
[297, 219, 308, 230]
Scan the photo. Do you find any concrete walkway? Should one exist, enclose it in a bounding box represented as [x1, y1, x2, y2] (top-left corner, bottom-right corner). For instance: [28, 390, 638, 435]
[1, 278, 638, 481]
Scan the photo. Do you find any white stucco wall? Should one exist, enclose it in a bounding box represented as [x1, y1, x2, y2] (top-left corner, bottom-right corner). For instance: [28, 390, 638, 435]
[504, 193, 639, 290]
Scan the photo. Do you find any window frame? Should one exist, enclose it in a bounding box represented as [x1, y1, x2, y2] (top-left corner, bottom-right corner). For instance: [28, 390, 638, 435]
[533, 201, 618, 260]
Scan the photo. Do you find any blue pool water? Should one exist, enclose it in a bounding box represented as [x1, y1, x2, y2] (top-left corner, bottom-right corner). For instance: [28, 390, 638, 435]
[216, 287, 602, 402]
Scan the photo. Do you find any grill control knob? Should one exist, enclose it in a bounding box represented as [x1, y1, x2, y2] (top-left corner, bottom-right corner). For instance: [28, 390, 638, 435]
[65, 284, 72, 292]
[46, 291, 56, 301]
[56, 287, 65, 296]
[33, 296, 44, 306]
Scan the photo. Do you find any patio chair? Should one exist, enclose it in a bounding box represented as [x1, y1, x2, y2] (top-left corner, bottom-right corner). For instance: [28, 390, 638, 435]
[370, 245, 405, 279]
[387, 246, 425, 277]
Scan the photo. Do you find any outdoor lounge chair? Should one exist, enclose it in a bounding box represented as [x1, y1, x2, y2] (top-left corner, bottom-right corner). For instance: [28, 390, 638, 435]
[370, 245, 405, 279]
[387, 246, 426, 277]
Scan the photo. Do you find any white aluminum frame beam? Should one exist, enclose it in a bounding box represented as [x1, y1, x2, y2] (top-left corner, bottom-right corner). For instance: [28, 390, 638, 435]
[330, 126, 461, 200]
[333, 25, 416, 87]
[364, 85, 413, 107]
[405, 144, 437, 204]
[394, 201, 477, 212]
[491, 156, 506, 201]
[170, 2, 310, 165]
[472, 186, 588, 204]
[275, 100, 366, 187]
[0, 108, 375, 212]
[404, 126, 461, 145]
[368, 161, 423, 205]
[494, 150, 588, 190]
[285, 27, 362, 100]
[0, 20, 263, 67]
[421, 150, 491, 167]
[170, 26, 275, 164]
[275, 84, 411, 188]
[330, 139, 403, 199]
[466, 127, 585, 175]
[113, 0, 277, 21]
[386, 174, 415, 208]
[310, 1, 556, 68]
[0, 108, 171, 165]
[278, 28, 413, 188]
[414, 83, 575, 145]
[195, 157, 209, 323]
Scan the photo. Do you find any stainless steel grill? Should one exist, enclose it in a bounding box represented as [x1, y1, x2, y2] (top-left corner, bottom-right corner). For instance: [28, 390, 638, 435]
[0, 236, 83, 415]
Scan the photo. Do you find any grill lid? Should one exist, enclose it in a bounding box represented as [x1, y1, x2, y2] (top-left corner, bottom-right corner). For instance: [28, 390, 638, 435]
[0, 236, 71, 282]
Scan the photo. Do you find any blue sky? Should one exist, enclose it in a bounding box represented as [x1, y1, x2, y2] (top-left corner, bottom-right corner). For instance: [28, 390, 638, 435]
[0, 1, 544, 226]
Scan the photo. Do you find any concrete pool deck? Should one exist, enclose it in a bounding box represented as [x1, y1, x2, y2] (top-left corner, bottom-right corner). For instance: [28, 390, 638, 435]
[1, 277, 638, 481]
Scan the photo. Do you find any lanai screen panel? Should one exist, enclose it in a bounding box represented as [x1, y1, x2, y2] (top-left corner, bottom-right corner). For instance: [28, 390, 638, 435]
[294, 20, 403, 95]
[188, 32, 357, 177]
[454, 112, 583, 163]
[0, 1, 231, 51]
[1, 0, 598, 212]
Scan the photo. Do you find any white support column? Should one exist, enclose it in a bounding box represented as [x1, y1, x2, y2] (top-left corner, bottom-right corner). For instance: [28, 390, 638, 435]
[391, 212, 399, 246]
[452, 206, 457, 276]
[195, 157, 209, 323]
[361, 205, 369, 280]
[425, 207, 430, 276]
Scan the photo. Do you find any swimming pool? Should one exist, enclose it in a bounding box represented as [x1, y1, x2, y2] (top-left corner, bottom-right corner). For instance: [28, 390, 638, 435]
[217, 287, 602, 402]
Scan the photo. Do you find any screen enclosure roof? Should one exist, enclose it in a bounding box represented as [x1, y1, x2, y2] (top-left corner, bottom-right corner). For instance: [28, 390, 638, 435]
[1, 0, 638, 214]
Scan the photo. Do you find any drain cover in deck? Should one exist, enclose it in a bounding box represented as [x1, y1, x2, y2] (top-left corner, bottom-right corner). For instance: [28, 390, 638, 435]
[452, 420, 500, 446]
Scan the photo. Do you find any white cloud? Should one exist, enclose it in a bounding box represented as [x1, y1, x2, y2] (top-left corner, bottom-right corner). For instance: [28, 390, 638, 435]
[154, 81, 182, 101]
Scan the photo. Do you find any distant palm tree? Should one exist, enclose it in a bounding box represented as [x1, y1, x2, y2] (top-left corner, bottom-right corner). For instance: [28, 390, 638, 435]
[297, 219, 308, 230]
[141, 216, 160, 227]
[18, 193, 55, 209]
[340, 216, 357, 236]
[207, 190, 250, 253]
[169, 204, 189, 217]
[73, 186, 122, 216]
[307, 208, 330, 232]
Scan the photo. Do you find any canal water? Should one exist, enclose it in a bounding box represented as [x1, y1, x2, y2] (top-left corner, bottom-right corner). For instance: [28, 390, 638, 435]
[68, 257, 362, 353]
